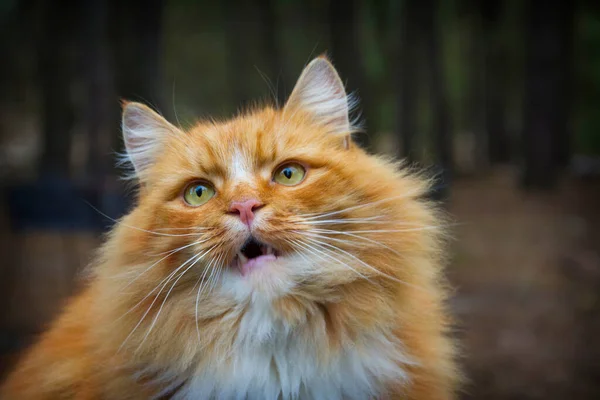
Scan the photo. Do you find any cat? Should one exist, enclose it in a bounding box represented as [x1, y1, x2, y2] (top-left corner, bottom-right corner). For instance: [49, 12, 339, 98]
[1, 56, 459, 399]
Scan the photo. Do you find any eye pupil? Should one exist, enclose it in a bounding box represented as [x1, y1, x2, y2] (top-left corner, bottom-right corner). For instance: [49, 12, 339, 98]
[283, 169, 292, 179]
[195, 186, 204, 197]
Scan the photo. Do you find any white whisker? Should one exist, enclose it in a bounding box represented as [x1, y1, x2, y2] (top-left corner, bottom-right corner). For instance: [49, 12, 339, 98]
[137, 246, 216, 351]
[302, 219, 427, 226]
[297, 190, 422, 221]
[298, 231, 368, 248]
[122, 239, 210, 289]
[196, 254, 226, 343]
[190, 250, 221, 294]
[340, 227, 441, 233]
[118, 249, 211, 352]
[195, 252, 223, 342]
[154, 227, 211, 232]
[151, 238, 212, 257]
[117, 255, 198, 323]
[287, 239, 370, 282]
[301, 228, 411, 259]
[301, 236, 426, 291]
[86, 201, 210, 237]
[208, 261, 224, 293]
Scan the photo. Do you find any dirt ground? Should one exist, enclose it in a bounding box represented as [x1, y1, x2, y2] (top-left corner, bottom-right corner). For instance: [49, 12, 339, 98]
[449, 168, 600, 399]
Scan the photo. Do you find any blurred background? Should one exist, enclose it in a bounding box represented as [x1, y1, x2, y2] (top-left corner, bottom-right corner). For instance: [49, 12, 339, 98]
[0, 0, 599, 398]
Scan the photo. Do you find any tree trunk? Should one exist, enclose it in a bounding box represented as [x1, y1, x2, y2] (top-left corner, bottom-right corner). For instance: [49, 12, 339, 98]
[110, 0, 165, 155]
[257, 0, 284, 106]
[465, 2, 487, 170]
[224, 0, 255, 106]
[482, 0, 510, 164]
[328, 0, 372, 149]
[82, 0, 115, 181]
[398, 0, 419, 162]
[422, 0, 452, 181]
[37, 0, 81, 177]
[554, 1, 575, 168]
[522, 0, 573, 188]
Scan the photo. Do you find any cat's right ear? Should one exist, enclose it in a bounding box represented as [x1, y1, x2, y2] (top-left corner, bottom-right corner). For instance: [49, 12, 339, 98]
[121, 101, 179, 180]
[284, 56, 355, 148]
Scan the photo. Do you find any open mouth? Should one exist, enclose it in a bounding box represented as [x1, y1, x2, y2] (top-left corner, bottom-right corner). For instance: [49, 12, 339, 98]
[234, 237, 279, 275]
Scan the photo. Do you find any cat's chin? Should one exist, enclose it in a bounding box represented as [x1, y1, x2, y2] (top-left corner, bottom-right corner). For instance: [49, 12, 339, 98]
[221, 253, 294, 300]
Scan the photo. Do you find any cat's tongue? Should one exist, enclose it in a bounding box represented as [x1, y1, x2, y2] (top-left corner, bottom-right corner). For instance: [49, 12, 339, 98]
[237, 254, 277, 276]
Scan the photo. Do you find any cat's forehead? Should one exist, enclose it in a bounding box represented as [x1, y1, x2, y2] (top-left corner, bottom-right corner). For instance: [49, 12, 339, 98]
[163, 108, 335, 184]
[179, 110, 293, 179]
[192, 112, 276, 164]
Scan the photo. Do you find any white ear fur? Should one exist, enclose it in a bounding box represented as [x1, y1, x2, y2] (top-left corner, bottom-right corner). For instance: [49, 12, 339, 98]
[285, 57, 355, 142]
[121, 102, 178, 180]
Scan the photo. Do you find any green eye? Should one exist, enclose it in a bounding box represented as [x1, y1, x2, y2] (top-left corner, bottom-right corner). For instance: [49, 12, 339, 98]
[183, 182, 215, 206]
[273, 162, 306, 186]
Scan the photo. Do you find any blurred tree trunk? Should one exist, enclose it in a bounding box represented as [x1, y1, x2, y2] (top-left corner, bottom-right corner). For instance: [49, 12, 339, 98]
[0, 0, 37, 114]
[328, 0, 372, 149]
[37, 1, 80, 177]
[83, 0, 115, 182]
[257, 0, 284, 106]
[554, 1, 575, 168]
[224, 0, 254, 106]
[422, 0, 452, 181]
[398, 0, 419, 162]
[522, 0, 573, 188]
[0, 0, 40, 339]
[398, 0, 451, 197]
[465, 3, 487, 170]
[110, 0, 165, 156]
[482, 0, 510, 164]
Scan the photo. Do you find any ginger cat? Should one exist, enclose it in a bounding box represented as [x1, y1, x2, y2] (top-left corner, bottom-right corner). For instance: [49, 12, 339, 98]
[1, 57, 458, 399]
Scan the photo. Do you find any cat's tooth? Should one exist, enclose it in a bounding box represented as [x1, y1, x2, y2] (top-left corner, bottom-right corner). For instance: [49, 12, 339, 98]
[266, 246, 274, 255]
[238, 252, 248, 265]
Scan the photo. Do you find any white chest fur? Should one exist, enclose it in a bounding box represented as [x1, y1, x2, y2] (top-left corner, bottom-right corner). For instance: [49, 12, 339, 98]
[174, 298, 410, 400]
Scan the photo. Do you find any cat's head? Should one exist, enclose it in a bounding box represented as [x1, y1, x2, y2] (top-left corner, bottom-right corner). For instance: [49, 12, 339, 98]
[111, 57, 437, 349]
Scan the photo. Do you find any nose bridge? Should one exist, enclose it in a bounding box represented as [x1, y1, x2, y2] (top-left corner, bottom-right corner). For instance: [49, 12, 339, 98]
[227, 145, 259, 200]
[229, 181, 259, 203]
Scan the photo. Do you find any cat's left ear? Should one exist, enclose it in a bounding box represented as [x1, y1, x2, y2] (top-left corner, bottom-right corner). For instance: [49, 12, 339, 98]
[121, 101, 180, 181]
[284, 56, 353, 148]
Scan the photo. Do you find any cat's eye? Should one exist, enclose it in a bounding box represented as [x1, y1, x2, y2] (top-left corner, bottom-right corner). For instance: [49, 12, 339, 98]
[273, 162, 306, 186]
[183, 182, 215, 206]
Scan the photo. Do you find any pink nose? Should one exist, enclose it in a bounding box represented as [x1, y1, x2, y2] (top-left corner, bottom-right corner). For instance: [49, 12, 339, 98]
[229, 199, 263, 227]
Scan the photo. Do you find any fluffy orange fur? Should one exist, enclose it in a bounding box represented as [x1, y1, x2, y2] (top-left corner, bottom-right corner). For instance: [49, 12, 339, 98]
[1, 57, 458, 399]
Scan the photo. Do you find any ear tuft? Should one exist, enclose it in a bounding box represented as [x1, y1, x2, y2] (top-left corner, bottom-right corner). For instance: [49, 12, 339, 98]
[285, 57, 355, 139]
[120, 102, 178, 180]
